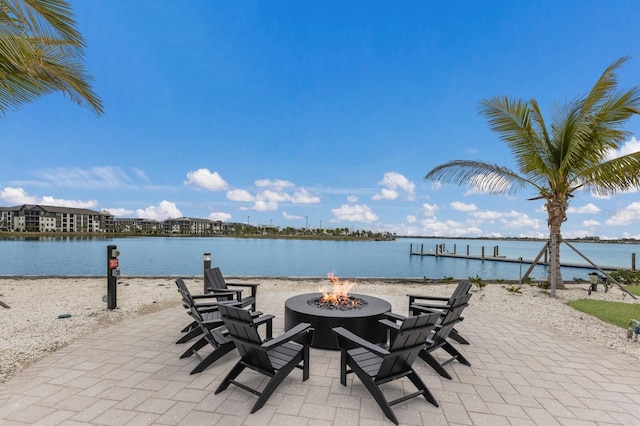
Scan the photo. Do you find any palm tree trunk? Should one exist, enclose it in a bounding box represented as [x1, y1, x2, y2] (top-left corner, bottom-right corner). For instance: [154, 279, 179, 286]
[546, 196, 566, 295]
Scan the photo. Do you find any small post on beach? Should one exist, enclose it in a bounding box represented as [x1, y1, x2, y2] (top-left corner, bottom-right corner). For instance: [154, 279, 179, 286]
[106, 245, 119, 310]
[203, 253, 212, 293]
[519, 257, 523, 286]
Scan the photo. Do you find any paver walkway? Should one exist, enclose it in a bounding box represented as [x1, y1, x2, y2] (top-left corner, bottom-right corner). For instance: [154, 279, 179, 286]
[2, 288, 640, 425]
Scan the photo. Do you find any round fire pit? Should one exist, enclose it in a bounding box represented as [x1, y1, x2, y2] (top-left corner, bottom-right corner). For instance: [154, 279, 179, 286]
[284, 292, 392, 350]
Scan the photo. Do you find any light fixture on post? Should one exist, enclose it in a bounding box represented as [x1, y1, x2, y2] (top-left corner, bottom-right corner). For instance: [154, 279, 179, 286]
[203, 252, 212, 293]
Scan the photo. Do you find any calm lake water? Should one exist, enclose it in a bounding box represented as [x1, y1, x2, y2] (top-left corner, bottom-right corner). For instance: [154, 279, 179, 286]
[1, 236, 639, 280]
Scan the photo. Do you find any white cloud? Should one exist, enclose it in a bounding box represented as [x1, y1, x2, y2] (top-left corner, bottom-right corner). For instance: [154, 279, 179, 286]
[104, 208, 134, 217]
[226, 189, 254, 202]
[406, 215, 417, 223]
[208, 211, 232, 221]
[0, 187, 97, 208]
[184, 168, 228, 191]
[253, 200, 278, 211]
[582, 219, 600, 227]
[373, 172, 415, 201]
[419, 217, 483, 237]
[258, 190, 291, 203]
[605, 202, 640, 226]
[255, 179, 294, 189]
[136, 200, 182, 220]
[331, 204, 378, 223]
[29, 166, 135, 189]
[470, 209, 541, 230]
[283, 211, 302, 220]
[372, 188, 398, 200]
[347, 195, 358, 203]
[131, 167, 150, 183]
[567, 203, 601, 214]
[605, 137, 640, 160]
[421, 203, 439, 218]
[450, 201, 477, 212]
[291, 188, 321, 204]
[0, 187, 38, 204]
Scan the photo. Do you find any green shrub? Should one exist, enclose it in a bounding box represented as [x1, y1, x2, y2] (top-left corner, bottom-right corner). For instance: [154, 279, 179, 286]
[610, 270, 640, 284]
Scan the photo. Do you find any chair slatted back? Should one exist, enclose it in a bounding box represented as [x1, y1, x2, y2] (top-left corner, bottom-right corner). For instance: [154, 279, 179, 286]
[431, 293, 471, 346]
[206, 267, 228, 291]
[450, 281, 472, 301]
[175, 278, 226, 346]
[377, 312, 439, 380]
[219, 304, 275, 375]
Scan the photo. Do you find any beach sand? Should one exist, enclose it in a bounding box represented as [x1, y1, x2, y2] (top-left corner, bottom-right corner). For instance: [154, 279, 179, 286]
[2, 276, 640, 384]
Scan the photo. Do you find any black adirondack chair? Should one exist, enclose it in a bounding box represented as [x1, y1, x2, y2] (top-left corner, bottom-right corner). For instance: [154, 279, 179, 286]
[205, 267, 258, 311]
[412, 293, 472, 380]
[407, 280, 472, 345]
[333, 312, 440, 425]
[175, 278, 228, 344]
[176, 279, 273, 375]
[215, 304, 314, 414]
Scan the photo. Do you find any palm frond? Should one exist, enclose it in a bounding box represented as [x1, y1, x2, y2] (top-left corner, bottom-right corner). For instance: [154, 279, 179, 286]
[0, 0, 102, 115]
[425, 160, 538, 195]
[579, 152, 640, 196]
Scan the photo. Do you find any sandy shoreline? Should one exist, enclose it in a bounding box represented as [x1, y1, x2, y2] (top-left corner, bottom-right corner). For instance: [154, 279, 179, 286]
[2, 276, 640, 384]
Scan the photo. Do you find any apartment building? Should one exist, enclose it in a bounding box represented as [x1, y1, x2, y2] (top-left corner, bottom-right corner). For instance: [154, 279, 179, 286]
[0, 205, 235, 234]
[0, 204, 113, 232]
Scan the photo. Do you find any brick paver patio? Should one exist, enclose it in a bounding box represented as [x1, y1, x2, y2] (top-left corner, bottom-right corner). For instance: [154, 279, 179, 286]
[2, 287, 640, 425]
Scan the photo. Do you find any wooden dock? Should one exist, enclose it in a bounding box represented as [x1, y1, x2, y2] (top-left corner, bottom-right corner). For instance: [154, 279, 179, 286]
[409, 243, 624, 271]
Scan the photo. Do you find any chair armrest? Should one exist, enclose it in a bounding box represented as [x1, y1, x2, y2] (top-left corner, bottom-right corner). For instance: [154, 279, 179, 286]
[407, 294, 449, 304]
[226, 282, 259, 297]
[253, 314, 274, 324]
[262, 323, 312, 349]
[332, 327, 389, 356]
[379, 319, 401, 332]
[208, 288, 242, 300]
[384, 312, 406, 322]
[409, 304, 439, 315]
[195, 300, 242, 312]
[191, 293, 220, 300]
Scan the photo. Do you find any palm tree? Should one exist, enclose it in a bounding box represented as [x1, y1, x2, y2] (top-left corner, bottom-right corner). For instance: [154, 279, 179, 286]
[425, 57, 640, 295]
[0, 0, 103, 115]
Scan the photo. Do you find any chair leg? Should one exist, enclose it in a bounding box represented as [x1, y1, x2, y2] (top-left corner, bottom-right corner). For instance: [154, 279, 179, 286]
[176, 326, 203, 344]
[407, 370, 439, 407]
[442, 342, 471, 366]
[350, 360, 398, 425]
[179, 336, 208, 359]
[215, 361, 246, 394]
[251, 357, 301, 413]
[339, 348, 348, 386]
[180, 320, 197, 333]
[302, 343, 310, 381]
[190, 342, 236, 374]
[449, 328, 470, 345]
[419, 350, 453, 380]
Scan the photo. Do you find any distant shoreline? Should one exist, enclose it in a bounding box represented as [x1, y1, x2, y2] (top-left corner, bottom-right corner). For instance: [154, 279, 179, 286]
[1, 231, 638, 244]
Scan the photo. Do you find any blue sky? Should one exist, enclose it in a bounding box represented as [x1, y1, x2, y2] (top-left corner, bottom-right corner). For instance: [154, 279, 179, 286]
[2, 1, 640, 239]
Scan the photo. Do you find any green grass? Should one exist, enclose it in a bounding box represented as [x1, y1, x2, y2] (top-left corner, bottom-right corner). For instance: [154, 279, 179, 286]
[625, 285, 640, 297]
[569, 298, 640, 328]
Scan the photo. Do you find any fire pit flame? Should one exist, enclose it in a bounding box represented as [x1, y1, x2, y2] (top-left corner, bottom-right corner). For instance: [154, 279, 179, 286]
[318, 273, 359, 307]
